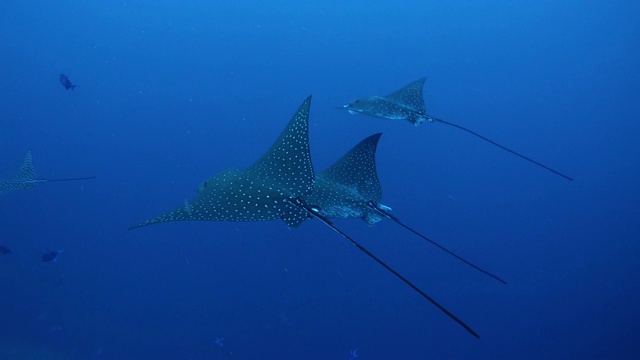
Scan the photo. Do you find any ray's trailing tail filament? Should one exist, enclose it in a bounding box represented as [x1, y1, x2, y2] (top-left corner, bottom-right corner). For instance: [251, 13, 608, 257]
[288, 198, 480, 339]
[39, 176, 97, 182]
[369, 202, 507, 285]
[428, 116, 573, 181]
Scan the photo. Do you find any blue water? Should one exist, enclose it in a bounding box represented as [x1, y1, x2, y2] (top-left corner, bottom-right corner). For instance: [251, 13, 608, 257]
[1, 1, 639, 359]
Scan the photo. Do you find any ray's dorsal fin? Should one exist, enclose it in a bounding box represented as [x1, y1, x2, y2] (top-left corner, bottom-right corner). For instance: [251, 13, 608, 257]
[129, 96, 315, 230]
[384, 77, 427, 114]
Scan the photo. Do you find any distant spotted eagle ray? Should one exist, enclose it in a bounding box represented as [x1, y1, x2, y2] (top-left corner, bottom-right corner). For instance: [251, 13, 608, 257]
[341, 77, 573, 181]
[130, 96, 480, 338]
[0, 151, 95, 194]
[307, 133, 506, 284]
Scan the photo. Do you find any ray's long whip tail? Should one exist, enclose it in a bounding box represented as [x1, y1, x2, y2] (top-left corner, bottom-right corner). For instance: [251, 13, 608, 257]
[288, 197, 480, 339]
[427, 116, 573, 181]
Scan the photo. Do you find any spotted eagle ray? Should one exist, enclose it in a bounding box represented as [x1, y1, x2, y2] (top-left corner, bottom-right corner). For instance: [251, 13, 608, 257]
[0, 151, 95, 194]
[341, 77, 573, 181]
[306, 133, 506, 284]
[130, 96, 480, 338]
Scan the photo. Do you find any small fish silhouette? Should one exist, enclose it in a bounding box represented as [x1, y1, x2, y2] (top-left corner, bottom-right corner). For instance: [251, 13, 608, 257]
[41, 249, 63, 262]
[59, 74, 76, 90]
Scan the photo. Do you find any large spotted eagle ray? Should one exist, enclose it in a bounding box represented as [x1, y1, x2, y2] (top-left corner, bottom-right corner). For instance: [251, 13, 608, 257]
[307, 133, 506, 285]
[0, 151, 95, 194]
[341, 77, 573, 181]
[130, 96, 480, 338]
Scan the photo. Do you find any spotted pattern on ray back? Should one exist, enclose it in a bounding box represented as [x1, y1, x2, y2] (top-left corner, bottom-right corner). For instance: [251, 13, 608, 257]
[347, 96, 417, 121]
[0, 151, 38, 192]
[305, 133, 385, 225]
[384, 77, 427, 114]
[130, 97, 315, 229]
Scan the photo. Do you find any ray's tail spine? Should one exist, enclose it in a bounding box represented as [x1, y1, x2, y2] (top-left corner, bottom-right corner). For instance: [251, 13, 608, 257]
[371, 203, 507, 285]
[429, 116, 573, 181]
[289, 198, 480, 339]
[40, 176, 96, 182]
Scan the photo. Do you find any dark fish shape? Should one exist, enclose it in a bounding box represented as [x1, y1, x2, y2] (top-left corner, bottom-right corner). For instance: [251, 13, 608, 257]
[130, 97, 480, 338]
[308, 133, 506, 284]
[0, 152, 96, 195]
[341, 77, 573, 181]
[59, 74, 76, 90]
[0, 245, 11, 255]
[41, 249, 63, 262]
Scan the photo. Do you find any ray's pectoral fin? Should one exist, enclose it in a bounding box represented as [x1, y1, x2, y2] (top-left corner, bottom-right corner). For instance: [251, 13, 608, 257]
[130, 96, 316, 230]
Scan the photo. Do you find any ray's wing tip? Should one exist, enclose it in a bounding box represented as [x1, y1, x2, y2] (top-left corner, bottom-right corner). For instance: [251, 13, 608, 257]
[128, 220, 153, 231]
[301, 95, 312, 108]
[127, 223, 143, 231]
[362, 133, 383, 147]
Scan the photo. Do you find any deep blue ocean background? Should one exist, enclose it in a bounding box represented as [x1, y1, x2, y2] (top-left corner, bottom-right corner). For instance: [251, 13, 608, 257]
[1, 1, 639, 359]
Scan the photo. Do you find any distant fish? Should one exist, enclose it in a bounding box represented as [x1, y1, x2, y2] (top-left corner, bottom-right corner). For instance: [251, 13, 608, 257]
[214, 337, 224, 347]
[59, 74, 76, 90]
[41, 249, 63, 262]
[0, 245, 11, 255]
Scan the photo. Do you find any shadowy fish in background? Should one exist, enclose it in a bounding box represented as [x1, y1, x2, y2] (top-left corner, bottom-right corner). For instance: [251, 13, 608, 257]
[0, 245, 11, 255]
[41, 249, 63, 262]
[59, 74, 76, 90]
